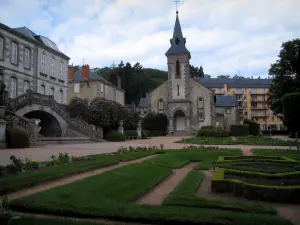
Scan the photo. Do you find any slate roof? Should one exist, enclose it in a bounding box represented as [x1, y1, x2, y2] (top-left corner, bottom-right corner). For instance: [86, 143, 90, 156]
[199, 78, 273, 88]
[138, 96, 149, 108]
[72, 68, 124, 92]
[216, 95, 238, 107]
[165, 12, 190, 57]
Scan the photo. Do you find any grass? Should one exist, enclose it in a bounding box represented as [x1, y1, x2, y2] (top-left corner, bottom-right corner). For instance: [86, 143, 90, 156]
[252, 149, 300, 161]
[163, 170, 276, 215]
[144, 148, 242, 169]
[10, 161, 291, 225]
[0, 215, 108, 225]
[179, 136, 297, 146]
[0, 151, 158, 195]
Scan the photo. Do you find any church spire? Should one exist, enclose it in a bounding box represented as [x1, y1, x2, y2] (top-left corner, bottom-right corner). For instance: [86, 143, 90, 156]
[165, 10, 190, 58]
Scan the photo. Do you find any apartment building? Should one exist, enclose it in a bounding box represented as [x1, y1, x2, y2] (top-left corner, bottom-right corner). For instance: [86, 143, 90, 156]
[68, 64, 125, 106]
[199, 78, 284, 130]
[0, 23, 70, 104]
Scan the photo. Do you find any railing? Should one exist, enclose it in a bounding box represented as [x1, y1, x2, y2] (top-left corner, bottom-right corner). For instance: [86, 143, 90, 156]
[8, 90, 103, 139]
[5, 110, 30, 131]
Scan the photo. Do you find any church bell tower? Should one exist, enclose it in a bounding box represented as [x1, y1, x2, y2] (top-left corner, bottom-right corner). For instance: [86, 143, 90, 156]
[165, 10, 191, 102]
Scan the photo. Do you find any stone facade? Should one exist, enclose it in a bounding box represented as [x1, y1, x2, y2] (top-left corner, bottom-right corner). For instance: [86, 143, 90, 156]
[147, 12, 216, 134]
[0, 23, 70, 104]
[216, 107, 241, 131]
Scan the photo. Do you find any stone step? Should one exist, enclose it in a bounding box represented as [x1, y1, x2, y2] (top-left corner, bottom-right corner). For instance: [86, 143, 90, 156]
[30, 137, 96, 146]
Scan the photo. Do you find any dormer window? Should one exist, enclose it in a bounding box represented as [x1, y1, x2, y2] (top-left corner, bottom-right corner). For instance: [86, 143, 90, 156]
[175, 36, 180, 45]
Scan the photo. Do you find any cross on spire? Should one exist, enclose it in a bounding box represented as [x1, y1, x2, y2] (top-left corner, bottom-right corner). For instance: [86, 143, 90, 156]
[174, 0, 180, 13]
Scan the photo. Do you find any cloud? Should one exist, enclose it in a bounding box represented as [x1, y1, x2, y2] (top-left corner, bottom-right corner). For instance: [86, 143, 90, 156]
[1, 0, 299, 78]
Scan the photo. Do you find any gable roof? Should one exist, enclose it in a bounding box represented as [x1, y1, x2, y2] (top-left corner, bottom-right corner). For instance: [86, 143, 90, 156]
[199, 78, 272, 88]
[72, 68, 124, 92]
[138, 95, 149, 108]
[216, 95, 237, 107]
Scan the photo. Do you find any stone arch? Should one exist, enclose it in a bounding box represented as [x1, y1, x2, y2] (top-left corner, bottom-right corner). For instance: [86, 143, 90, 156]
[15, 104, 68, 137]
[172, 107, 188, 117]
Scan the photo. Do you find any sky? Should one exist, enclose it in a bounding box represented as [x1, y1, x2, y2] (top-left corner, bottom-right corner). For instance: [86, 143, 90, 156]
[0, 0, 299, 78]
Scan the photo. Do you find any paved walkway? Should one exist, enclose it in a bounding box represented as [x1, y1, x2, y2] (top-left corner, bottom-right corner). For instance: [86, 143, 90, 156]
[0, 136, 297, 166]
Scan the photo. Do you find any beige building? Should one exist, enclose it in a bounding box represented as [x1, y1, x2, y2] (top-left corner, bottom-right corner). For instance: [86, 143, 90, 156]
[147, 11, 216, 134]
[68, 64, 125, 106]
[199, 78, 284, 130]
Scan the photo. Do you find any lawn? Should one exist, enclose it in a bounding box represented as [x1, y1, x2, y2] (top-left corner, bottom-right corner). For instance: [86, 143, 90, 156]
[144, 148, 242, 169]
[179, 136, 297, 146]
[0, 151, 159, 195]
[252, 149, 300, 161]
[10, 158, 291, 225]
[163, 170, 276, 215]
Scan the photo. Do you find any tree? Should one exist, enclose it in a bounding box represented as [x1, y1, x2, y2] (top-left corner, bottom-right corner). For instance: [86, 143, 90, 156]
[282, 92, 300, 134]
[190, 65, 205, 78]
[217, 75, 230, 79]
[68, 97, 89, 120]
[267, 39, 300, 116]
[233, 74, 245, 79]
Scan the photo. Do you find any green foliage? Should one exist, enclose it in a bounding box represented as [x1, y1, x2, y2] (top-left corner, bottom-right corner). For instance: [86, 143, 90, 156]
[5, 127, 29, 149]
[282, 92, 300, 132]
[104, 130, 125, 142]
[123, 109, 140, 130]
[123, 130, 138, 137]
[68, 97, 89, 120]
[252, 149, 300, 161]
[267, 39, 300, 117]
[142, 113, 168, 135]
[231, 124, 250, 136]
[217, 75, 230, 79]
[243, 119, 260, 136]
[197, 126, 229, 137]
[164, 171, 275, 214]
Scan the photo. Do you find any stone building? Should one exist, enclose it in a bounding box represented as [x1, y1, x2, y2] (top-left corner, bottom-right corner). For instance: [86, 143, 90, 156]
[68, 64, 125, 106]
[148, 11, 216, 134]
[0, 23, 70, 104]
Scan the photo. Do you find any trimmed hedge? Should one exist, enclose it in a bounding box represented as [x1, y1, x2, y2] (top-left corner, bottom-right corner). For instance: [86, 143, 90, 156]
[124, 130, 138, 137]
[6, 127, 30, 148]
[231, 124, 250, 136]
[142, 113, 168, 136]
[197, 127, 229, 137]
[243, 119, 260, 136]
[212, 155, 300, 203]
[104, 130, 125, 142]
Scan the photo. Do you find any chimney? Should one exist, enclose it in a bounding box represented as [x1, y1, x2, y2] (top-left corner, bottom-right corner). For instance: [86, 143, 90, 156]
[117, 75, 121, 89]
[81, 64, 90, 79]
[68, 65, 75, 81]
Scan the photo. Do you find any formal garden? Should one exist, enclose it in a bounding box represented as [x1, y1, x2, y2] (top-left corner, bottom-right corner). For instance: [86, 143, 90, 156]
[1, 146, 300, 225]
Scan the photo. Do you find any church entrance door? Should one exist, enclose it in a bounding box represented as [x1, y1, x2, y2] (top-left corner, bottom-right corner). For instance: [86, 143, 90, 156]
[174, 110, 186, 131]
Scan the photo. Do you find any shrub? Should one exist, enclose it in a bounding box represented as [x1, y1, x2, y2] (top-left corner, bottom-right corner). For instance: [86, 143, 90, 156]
[142, 113, 168, 136]
[262, 130, 289, 135]
[104, 130, 125, 142]
[123, 130, 138, 137]
[141, 130, 148, 139]
[68, 97, 89, 120]
[231, 124, 250, 136]
[197, 127, 229, 137]
[243, 119, 260, 136]
[147, 130, 166, 137]
[123, 109, 140, 130]
[201, 125, 215, 130]
[6, 127, 30, 148]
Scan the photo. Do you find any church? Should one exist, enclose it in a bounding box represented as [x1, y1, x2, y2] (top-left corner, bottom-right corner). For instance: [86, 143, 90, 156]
[147, 11, 217, 134]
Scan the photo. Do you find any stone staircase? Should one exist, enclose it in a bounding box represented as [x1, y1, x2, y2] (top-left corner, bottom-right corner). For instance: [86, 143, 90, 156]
[5, 90, 103, 142]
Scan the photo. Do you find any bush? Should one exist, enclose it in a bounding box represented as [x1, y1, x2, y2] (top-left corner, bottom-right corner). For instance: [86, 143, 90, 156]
[147, 130, 166, 137]
[231, 124, 250, 136]
[197, 127, 229, 137]
[68, 97, 89, 120]
[142, 113, 168, 135]
[243, 119, 260, 136]
[6, 127, 30, 148]
[282, 92, 300, 133]
[141, 130, 148, 139]
[201, 126, 215, 130]
[261, 130, 289, 135]
[104, 131, 125, 142]
[123, 130, 138, 137]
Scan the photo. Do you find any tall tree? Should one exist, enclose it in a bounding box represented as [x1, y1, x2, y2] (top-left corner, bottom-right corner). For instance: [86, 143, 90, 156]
[190, 65, 205, 78]
[217, 75, 230, 79]
[267, 39, 300, 116]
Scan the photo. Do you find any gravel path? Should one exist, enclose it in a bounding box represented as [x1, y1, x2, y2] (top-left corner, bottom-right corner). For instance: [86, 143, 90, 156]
[136, 162, 199, 205]
[6, 155, 157, 201]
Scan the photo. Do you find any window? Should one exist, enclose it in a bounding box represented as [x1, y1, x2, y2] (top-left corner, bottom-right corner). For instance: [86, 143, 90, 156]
[225, 108, 231, 114]
[175, 60, 180, 77]
[250, 88, 257, 94]
[227, 88, 230, 94]
[50, 87, 54, 96]
[73, 83, 80, 93]
[177, 84, 180, 96]
[24, 81, 30, 93]
[24, 48, 30, 69]
[236, 88, 242, 94]
[11, 42, 18, 64]
[158, 99, 164, 110]
[252, 103, 257, 108]
[262, 95, 265, 102]
[60, 62, 64, 79]
[41, 53, 46, 74]
[51, 57, 55, 77]
[41, 84, 45, 95]
[59, 90, 63, 103]
[100, 83, 104, 97]
[10, 77, 17, 98]
[197, 97, 204, 121]
[105, 85, 108, 96]
[0, 36, 4, 60]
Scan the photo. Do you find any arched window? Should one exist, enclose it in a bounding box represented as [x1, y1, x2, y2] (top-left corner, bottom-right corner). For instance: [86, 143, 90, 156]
[41, 84, 45, 95]
[158, 99, 164, 110]
[197, 97, 205, 121]
[50, 87, 55, 96]
[10, 77, 17, 98]
[175, 60, 180, 77]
